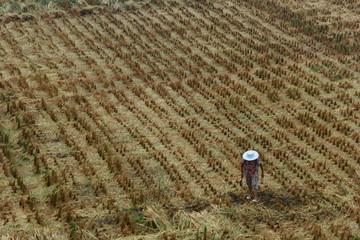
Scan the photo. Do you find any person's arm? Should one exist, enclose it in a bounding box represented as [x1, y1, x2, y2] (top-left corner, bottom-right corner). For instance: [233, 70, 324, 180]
[260, 162, 264, 178]
[241, 161, 244, 179]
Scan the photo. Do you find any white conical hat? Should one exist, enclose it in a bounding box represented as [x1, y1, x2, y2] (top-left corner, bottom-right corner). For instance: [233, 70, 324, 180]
[242, 150, 259, 161]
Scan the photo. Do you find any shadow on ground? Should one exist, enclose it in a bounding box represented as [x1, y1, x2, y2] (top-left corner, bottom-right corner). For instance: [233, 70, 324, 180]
[258, 189, 302, 208]
[228, 188, 302, 208]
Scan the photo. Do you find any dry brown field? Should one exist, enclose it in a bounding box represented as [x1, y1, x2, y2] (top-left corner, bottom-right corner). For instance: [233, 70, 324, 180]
[0, 0, 360, 239]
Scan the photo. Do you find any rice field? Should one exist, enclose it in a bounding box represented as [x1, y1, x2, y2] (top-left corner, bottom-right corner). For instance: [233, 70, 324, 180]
[0, 0, 360, 239]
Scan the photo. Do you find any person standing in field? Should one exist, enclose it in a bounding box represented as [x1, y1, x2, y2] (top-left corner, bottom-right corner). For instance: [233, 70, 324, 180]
[241, 150, 264, 203]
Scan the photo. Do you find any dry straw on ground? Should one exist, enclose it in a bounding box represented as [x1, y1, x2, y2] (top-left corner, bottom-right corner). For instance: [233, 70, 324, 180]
[0, 0, 360, 238]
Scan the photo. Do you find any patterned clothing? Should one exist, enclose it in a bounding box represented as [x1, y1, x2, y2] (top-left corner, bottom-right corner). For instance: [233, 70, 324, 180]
[243, 159, 261, 190]
[243, 159, 261, 177]
[246, 173, 259, 190]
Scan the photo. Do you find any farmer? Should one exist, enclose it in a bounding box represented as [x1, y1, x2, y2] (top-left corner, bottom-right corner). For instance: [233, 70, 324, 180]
[241, 150, 264, 203]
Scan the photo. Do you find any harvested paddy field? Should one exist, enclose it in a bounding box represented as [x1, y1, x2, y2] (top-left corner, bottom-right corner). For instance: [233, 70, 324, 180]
[0, 0, 360, 239]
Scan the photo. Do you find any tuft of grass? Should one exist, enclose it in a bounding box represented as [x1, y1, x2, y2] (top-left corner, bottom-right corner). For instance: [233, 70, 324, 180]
[50, 187, 58, 206]
[16, 115, 21, 129]
[54, 0, 75, 9]
[70, 222, 77, 239]
[35, 0, 51, 5]
[309, 63, 323, 72]
[0, 93, 5, 103]
[28, 194, 36, 210]
[23, 138, 30, 150]
[157, 175, 163, 200]
[17, 176, 28, 193]
[0, 127, 11, 144]
[196, 228, 200, 240]
[331, 73, 342, 82]
[203, 225, 207, 240]
[10, 1, 20, 11]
